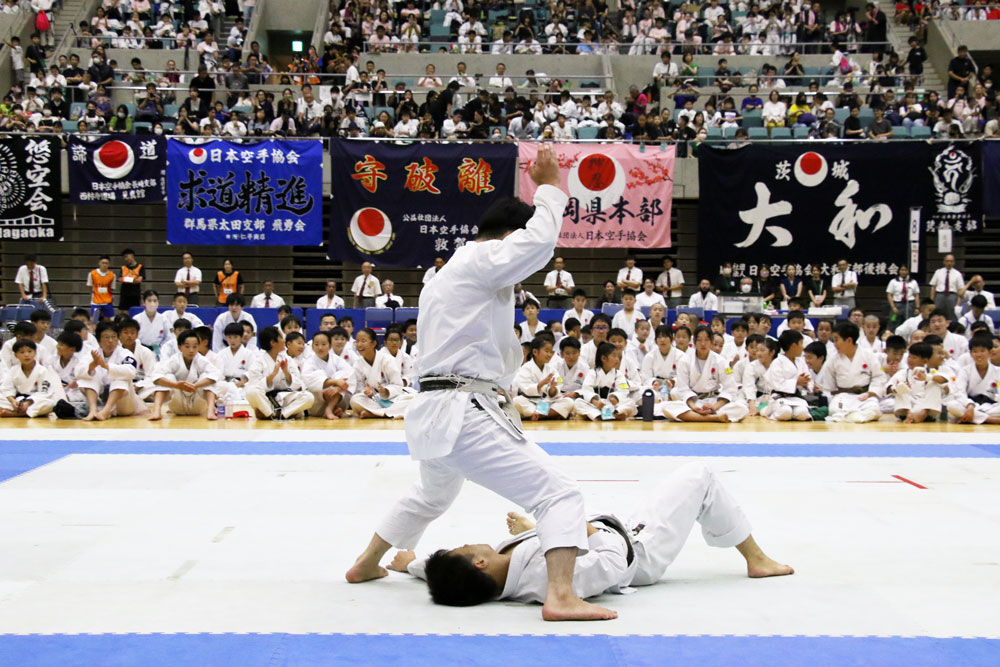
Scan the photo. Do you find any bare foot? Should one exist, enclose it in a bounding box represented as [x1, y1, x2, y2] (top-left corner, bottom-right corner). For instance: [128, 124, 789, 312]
[530, 413, 540, 421]
[615, 412, 628, 421]
[206, 412, 219, 421]
[747, 554, 795, 578]
[95, 410, 109, 421]
[82, 412, 98, 422]
[542, 595, 618, 621]
[506, 511, 535, 535]
[345, 557, 388, 583]
[714, 414, 730, 423]
[147, 411, 162, 422]
[334, 408, 344, 418]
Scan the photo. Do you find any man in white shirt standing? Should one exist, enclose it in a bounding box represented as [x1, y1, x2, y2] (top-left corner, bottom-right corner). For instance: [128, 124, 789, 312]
[831, 258, 858, 309]
[174, 252, 202, 304]
[616, 255, 642, 291]
[635, 278, 666, 309]
[316, 280, 345, 309]
[543, 256, 574, 308]
[929, 254, 965, 321]
[375, 280, 404, 308]
[422, 257, 446, 284]
[14, 254, 48, 304]
[688, 278, 720, 310]
[345, 145, 618, 623]
[352, 262, 382, 308]
[886, 266, 920, 331]
[250, 280, 285, 308]
[655, 256, 684, 308]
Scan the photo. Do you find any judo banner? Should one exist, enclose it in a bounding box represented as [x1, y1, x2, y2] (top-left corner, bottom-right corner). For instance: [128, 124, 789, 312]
[0, 135, 61, 241]
[167, 139, 323, 246]
[328, 139, 516, 266]
[68, 135, 166, 204]
[923, 141, 983, 234]
[518, 142, 674, 248]
[985, 141, 1000, 220]
[697, 144, 924, 285]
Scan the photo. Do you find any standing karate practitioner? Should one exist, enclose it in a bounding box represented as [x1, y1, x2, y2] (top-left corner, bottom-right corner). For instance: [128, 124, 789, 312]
[346, 146, 619, 622]
[762, 331, 813, 421]
[386, 462, 793, 606]
[148, 331, 223, 421]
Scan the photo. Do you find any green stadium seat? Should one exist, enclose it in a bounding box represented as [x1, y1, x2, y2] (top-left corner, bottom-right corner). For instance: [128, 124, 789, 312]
[910, 125, 931, 139]
[748, 127, 768, 139]
[770, 127, 792, 139]
[707, 127, 722, 139]
[890, 126, 910, 139]
[164, 104, 180, 118]
[577, 125, 599, 140]
[61, 120, 78, 132]
[833, 108, 849, 123]
[792, 126, 810, 138]
[742, 109, 762, 127]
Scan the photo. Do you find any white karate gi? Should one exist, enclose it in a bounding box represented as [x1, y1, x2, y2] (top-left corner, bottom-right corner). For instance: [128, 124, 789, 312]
[408, 463, 751, 600]
[245, 350, 314, 418]
[627, 338, 653, 370]
[163, 308, 205, 329]
[942, 331, 970, 359]
[212, 310, 258, 351]
[574, 367, 637, 420]
[518, 320, 546, 343]
[1, 336, 56, 368]
[660, 351, 748, 422]
[383, 347, 416, 388]
[946, 362, 1000, 423]
[150, 353, 222, 416]
[211, 344, 253, 401]
[349, 351, 410, 418]
[48, 352, 84, 403]
[886, 366, 946, 417]
[136, 311, 171, 350]
[858, 335, 885, 356]
[75, 345, 146, 416]
[958, 311, 996, 337]
[512, 359, 574, 419]
[762, 355, 813, 420]
[580, 339, 598, 369]
[298, 352, 352, 415]
[634, 291, 666, 309]
[640, 346, 682, 392]
[820, 348, 887, 422]
[0, 362, 65, 417]
[122, 343, 158, 401]
[375, 184, 588, 557]
[554, 357, 590, 396]
[720, 339, 748, 367]
[561, 307, 594, 328]
[741, 359, 771, 405]
[611, 308, 646, 338]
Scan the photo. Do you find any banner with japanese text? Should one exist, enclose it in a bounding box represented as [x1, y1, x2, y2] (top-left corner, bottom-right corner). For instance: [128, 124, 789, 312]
[68, 135, 166, 204]
[697, 144, 924, 285]
[518, 142, 674, 248]
[923, 141, 983, 234]
[0, 135, 61, 241]
[984, 141, 1000, 220]
[166, 139, 322, 246]
[328, 139, 516, 267]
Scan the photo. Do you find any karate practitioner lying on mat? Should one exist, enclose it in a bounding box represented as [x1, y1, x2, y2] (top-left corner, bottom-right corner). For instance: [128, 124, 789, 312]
[387, 463, 793, 607]
[346, 145, 618, 622]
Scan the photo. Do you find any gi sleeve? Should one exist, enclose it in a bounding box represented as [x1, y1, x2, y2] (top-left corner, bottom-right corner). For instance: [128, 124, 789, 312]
[672, 356, 697, 403]
[107, 351, 138, 382]
[867, 355, 888, 397]
[513, 361, 542, 398]
[579, 369, 599, 403]
[571, 530, 631, 600]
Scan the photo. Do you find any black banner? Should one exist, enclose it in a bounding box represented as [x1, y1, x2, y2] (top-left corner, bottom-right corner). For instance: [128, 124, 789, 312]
[986, 141, 1000, 220]
[68, 135, 166, 204]
[697, 143, 924, 285]
[922, 141, 983, 234]
[0, 136, 61, 241]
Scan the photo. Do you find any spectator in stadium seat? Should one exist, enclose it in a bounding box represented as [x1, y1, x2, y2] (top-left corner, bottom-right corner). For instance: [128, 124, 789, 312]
[352, 262, 381, 309]
[844, 106, 865, 138]
[868, 107, 893, 140]
[316, 281, 345, 310]
[488, 62, 514, 88]
[108, 105, 133, 134]
[597, 280, 620, 309]
[948, 45, 977, 100]
[376, 280, 404, 309]
[190, 65, 216, 108]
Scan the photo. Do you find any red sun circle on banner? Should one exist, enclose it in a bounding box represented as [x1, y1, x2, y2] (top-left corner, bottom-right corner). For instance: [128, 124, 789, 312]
[189, 147, 208, 164]
[568, 152, 626, 206]
[794, 151, 828, 187]
[349, 207, 393, 253]
[93, 140, 134, 179]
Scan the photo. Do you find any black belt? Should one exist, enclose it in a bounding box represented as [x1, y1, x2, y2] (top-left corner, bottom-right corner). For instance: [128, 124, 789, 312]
[772, 391, 800, 399]
[838, 386, 868, 395]
[594, 519, 634, 566]
[420, 379, 464, 392]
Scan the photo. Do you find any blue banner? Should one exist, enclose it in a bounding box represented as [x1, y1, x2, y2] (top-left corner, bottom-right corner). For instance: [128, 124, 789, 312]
[328, 139, 517, 267]
[67, 135, 166, 204]
[985, 141, 1000, 220]
[166, 139, 322, 246]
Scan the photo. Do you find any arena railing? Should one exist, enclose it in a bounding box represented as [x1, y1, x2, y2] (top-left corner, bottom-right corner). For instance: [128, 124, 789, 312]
[358, 39, 893, 54]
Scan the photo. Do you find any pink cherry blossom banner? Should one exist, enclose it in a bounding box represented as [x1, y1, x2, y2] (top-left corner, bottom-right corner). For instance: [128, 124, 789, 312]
[518, 142, 674, 248]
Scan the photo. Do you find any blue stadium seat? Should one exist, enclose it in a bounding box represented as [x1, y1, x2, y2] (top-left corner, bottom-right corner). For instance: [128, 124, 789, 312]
[601, 303, 624, 317]
[911, 125, 931, 139]
[707, 127, 722, 139]
[0, 305, 16, 323]
[722, 126, 737, 138]
[62, 120, 78, 132]
[393, 307, 419, 324]
[833, 108, 849, 123]
[164, 104, 181, 118]
[792, 126, 810, 138]
[70, 102, 86, 119]
[577, 125, 599, 140]
[891, 126, 910, 140]
[770, 127, 792, 140]
[365, 307, 394, 333]
[742, 110, 762, 127]
[15, 305, 35, 321]
[748, 127, 768, 140]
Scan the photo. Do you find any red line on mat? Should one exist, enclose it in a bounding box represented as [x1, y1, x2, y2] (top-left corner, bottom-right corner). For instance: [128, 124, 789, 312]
[892, 475, 928, 489]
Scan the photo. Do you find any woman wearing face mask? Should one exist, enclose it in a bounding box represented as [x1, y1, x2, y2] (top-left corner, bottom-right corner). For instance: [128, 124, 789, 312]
[756, 265, 779, 306]
[713, 262, 738, 295]
[108, 104, 133, 134]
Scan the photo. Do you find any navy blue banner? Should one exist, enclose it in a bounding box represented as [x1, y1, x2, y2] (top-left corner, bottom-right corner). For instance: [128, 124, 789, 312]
[985, 141, 1000, 220]
[328, 139, 517, 267]
[0, 135, 61, 241]
[68, 135, 166, 204]
[166, 139, 323, 246]
[697, 143, 924, 285]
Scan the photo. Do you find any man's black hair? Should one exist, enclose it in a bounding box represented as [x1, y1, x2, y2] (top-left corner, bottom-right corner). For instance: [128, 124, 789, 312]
[564, 317, 581, 331]
[280, 315, 302, 330]
[329, 326, 349, 339]
[56, 331, 83, 352]
[476, 197, 535, 240]
[72, 307, 91, 319]
[29, 309, 51, 323]
[424, 549, 499, 607]
[63, 320, 86, 335]
[177, 330, 199, 347]
[731, 321, 749, 333]
[595, 341, 618, 367]
[805, 340, 827, 359]
[835, 321, 860, 345]
[745, 333, 765, 346]
[522, 298, 540, 311]
[194, 326, 213, 343]
[923, 334, 944, 346]
[258, 326, 283, 351]
[778, 329, 803, 352]
[590, 313, 612, 328]
[885, 335, 907, 352]
[285, 331, 305, 345]
[608, 327, 628, 341]
[971, 294, 988, 309]
[338, 315, 354, 326]
[13, 321, 37, 337]
[786, 310, 805, 322]
[654, 324, 673, 339]
[572, 288, 587, 299]
[908, 342, 933, 360]
[95, 321, 118, 339]
[559, 336, 581, 351]
[118, 317, 140, 332]
[969, 334, 993, 351]
[172, 318, 192, 331]
[226, 293, 246, 307]
[224, 322, 245, 338]
[12, 339, 37, 353]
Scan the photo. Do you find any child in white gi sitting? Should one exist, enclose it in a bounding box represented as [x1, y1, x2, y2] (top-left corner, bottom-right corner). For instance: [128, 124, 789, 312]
[762, 330, 813, 421]
[212, 322, 252, 402]
[76, 321, 146, 421]
[51, 330, 85, 408]
[303, 330, 352, 419]
[136, 290, 170, 355]
[553, 336, 589, 401]
[148, 330, 223, 421]
[574, 342, 637, 421]
[0, 339, 65, 418]
[887, 342, 949, 423]
[659, 325, 749, 423]
[350, 327, 409, 419]
[822, 321, 887, 423]
[157, 318, 192, 361]
[743, 338, 778, 417]
[947, 335, 1000, 424]
[512, 334, 575, 421]
[641, 325, 682, 418]
[117, 317, 158, 402]
[246, 326, 314, 420]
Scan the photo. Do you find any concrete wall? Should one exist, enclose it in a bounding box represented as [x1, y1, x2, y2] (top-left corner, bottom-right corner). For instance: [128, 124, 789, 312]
[931, 20, 996, 53]
[260, 0, 326, 32]
[926, 22, 957, 92]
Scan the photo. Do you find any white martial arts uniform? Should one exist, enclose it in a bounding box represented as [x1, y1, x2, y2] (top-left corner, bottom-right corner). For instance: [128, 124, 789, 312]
[660, 351, 749, 422]
[886, 365, 947, 418]
[627, 337, 653, 370]
[211, 310, 258, 351]
[408, 462, 752, 599]
[762, 355, 813, 421]
[121, 343, 158, 401]
[383, 347, 417, 388]
[349, 350, 410, 418]
[561, 307, 594, 328]
[162, 308, 205, 329]
[858, 335, 885, 356]
[150, 353, 222, 416]
[579, 339, 599, 369]
[720, 338, 748, 368]
[75, 345, 146, 416]
[946, 362, 1000, 423]
[640, 346, 682, 393]
[1, 336, 56, 368]
[518, 319, 546, 344]
[245, 350, 314, 418]
[740, 359, 771, 406]
[958, 311, 996, 337]
[136, 310, 171, 351]
[298, 351, 352, 415]
[820, 348, 887, 422]
[48, 352, 84, 403]
[942, 331, 970, 360]
[375, 183, 588, 558]
[554, 357, 589, 396]
[611, 309, 646, 338]
[512, 359, 574, 419]
[0, 362, 66, 417]
[574, 366, 637, 420]
[211, 344, 253, 401]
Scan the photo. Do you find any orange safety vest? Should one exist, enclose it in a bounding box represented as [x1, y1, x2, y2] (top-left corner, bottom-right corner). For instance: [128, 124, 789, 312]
[122, 263, 142, 284]
[90, 269, 114, 304]
[217, 270, 240, 303]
